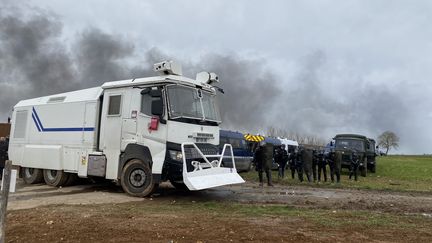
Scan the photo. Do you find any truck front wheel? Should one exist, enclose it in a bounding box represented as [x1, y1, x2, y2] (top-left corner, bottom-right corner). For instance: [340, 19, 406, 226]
[22, 167, 44, 184]
[121, 159, 157, 197]
[43, 169, 69, 187]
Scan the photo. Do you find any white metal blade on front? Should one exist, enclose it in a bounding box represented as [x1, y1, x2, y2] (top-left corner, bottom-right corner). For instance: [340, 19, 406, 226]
[183, 167, 245, 191]
[181, 142, 245, 191]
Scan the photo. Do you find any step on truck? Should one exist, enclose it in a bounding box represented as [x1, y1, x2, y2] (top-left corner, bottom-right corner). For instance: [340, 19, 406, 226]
[8, 61, 244, 197]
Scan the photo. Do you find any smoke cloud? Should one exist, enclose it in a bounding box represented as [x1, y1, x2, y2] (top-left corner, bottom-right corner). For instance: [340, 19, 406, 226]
[0, 4, 420, 153]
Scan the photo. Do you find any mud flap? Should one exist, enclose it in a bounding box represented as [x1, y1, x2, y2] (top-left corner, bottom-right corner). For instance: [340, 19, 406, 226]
[181, 143, 245, 190]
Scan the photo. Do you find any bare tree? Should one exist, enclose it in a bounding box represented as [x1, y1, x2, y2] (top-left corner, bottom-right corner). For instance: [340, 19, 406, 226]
[377, 131, 399, 155]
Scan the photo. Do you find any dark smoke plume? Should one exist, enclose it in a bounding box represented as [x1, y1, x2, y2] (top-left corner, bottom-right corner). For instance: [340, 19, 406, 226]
[0, 5, 413, 151]
[0, 7, 77, 116]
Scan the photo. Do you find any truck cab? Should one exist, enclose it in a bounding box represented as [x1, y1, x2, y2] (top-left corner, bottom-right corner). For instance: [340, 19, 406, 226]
[333, 134, 369, 177]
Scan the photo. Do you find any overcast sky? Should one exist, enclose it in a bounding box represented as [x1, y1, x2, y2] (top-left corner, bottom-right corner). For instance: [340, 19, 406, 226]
[1, 0, 431, 154]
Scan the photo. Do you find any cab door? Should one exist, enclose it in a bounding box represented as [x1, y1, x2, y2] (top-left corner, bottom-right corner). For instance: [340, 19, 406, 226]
[135, 87, 168, 175]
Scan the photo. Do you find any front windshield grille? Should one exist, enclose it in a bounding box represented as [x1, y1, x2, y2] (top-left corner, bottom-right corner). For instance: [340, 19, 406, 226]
[167, 85, 221, 122]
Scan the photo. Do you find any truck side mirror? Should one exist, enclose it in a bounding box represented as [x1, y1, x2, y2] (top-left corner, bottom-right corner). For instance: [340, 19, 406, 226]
[150, 89, 162, 97]
[151, 99, 163, 116]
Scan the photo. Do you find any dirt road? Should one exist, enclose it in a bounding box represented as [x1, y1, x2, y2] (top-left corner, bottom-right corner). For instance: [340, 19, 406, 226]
[4, 180, 432, 242]
[8, 180, 432, 214]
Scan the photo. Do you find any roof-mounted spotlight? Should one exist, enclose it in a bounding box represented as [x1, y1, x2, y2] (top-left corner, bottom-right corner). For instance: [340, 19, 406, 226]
[196, 71, 219, 85]
[153, 60, 183, 76]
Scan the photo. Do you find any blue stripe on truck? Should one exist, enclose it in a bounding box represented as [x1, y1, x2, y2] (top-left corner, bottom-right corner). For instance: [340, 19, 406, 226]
[32, 107, 95, 132]
[31, 113, 41, 132]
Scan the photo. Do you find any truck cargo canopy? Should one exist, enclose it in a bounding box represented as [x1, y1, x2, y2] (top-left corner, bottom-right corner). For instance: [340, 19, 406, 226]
[14, 87, 103, 108]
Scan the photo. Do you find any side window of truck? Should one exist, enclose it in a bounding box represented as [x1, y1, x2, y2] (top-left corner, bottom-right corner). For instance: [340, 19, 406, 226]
[108, 95, 122, 116]
[140, 90, 163, 116]
[140, 93, 152, 116]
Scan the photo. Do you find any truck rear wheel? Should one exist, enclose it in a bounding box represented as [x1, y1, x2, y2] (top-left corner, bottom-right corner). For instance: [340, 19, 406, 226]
[22, 167, 44, 184]
[121, 159, 157, 197]
[43, 169, 69, 187]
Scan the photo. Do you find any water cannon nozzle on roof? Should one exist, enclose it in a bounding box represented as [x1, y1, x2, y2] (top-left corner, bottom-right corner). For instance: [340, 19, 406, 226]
[153, 60, 183, 76]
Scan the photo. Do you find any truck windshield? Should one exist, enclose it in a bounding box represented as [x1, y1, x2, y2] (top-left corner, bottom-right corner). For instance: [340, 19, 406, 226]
[335, 139, 365, 152]
[166, 85, 221, 122]
[368, 141, 375, 152]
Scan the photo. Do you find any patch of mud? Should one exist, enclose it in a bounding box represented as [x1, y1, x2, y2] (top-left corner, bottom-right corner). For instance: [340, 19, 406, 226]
[6, 180, 432, 214]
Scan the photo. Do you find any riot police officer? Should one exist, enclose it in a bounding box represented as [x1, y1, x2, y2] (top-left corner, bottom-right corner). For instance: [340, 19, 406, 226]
[254, 141, 274, 187]
[317, 150, 327, 182]
[276, 145, 289, 179]
[327, 149, 341, 183]
[349, 151, 360, 181]
[312, 149, 318, 182]
[290, 147, 304, 182]
[0, 137, 8, 179]
[289, 149, 296, 179]
[302, 148, 313, 183]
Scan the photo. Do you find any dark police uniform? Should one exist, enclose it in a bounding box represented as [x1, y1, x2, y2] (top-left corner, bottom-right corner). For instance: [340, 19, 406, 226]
[349, 151, 360, 181]
[289, 152, 297, 179]
[317, 151, 327, 182]
[312, 150, 318, 182]
[0, 139, 9, 178]
[302, 148, 313, 182]
[295, 151, 304, 182]
[255, 143, 274, 186]
[327, 151, 341, 183]
[276, 146, 289, 179]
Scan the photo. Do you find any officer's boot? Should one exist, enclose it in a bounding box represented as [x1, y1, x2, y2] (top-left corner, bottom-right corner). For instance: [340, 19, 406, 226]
[330, 165, 335, 183]
[267, 170, 274, 186]
[258, 171, 264, 187]
[298, 168, 304, 182]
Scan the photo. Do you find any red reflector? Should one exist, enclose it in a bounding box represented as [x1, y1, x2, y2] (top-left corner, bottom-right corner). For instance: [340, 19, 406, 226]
[149, 116, 159, 131]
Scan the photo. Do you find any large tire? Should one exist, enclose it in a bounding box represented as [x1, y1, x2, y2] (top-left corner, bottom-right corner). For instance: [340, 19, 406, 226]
[371, 164, 376, 173]
[170, 180, 189, 191]
[64, 173, 78, 186]
[43, 169, 69, 187]
[22, 167, 44, 184]
[121, 159, 158, 197]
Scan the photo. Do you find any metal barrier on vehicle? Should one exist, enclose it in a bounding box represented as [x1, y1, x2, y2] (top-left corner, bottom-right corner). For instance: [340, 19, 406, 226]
[181, 143, 245, 190]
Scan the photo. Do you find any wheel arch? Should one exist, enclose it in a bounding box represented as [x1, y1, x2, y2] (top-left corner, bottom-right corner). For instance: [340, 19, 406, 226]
[118, 144, 153, 180]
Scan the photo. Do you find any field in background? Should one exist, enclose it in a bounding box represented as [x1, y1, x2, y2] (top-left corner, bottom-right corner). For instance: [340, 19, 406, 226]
[242, 155, 432, 192]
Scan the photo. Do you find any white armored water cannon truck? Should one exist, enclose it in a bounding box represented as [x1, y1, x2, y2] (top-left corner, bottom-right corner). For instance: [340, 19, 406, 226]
[8, 61, 244, 197]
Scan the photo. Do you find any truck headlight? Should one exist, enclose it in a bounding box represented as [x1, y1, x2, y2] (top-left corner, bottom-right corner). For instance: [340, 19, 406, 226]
[169, 150, 183, 161]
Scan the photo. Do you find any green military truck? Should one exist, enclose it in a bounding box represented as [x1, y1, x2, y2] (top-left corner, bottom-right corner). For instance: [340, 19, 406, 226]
[366, 138, 377, 173]
[333, 134, 369, 177]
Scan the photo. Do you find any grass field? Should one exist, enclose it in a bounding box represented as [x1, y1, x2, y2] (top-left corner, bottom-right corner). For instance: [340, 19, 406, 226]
[242, 155, 432, 192]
